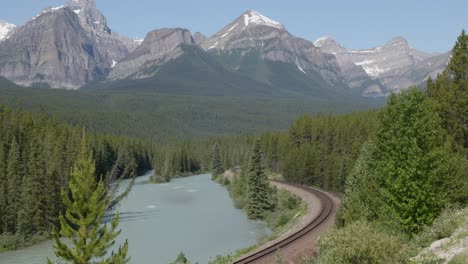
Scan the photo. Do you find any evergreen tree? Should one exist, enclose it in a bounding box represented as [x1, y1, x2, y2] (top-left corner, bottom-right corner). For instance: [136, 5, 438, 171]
[49, 134, 129, 264]
[5, 137, 21, 233]
[0, 142, 6, 232]
[17, 138, 45, 235]
[170, 252, 189, 264]
[336, 142, 381, 227]
[211, 143, 223, 180]
[427, 30, 468, 156]
[246, 140, 274, 219]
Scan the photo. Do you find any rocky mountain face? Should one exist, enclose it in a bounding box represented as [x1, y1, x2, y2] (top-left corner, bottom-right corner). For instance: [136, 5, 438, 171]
[65, 0, 139, 62]
[0, 20, 16, 41]
[314, 36, 449, 96]
[0, 7, 108, 88]
[0, 4, 450, 96]
[108, 28, 195, 80]
[0, 0, 140, 88]
[193, 32, 207, 45]
[200, 11, 345, 87]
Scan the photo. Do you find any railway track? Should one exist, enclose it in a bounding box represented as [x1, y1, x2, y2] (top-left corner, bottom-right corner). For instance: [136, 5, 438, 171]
[234, 181, 334, 264]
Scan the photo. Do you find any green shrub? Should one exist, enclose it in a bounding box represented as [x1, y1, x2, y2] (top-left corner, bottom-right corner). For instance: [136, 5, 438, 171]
[313, 221, 409, 264]
[413, 207, 466, 249]
[448, 253, 468, 264]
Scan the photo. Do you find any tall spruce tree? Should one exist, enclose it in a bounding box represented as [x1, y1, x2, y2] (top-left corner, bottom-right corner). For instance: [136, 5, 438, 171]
[246, 140, 274, 219]
[427, 30, 468, 156]
[6, 137, 21, 233]
[49, 134, 129, 264]
[0, 142, 6, 232]
[211, 143, 223, 180]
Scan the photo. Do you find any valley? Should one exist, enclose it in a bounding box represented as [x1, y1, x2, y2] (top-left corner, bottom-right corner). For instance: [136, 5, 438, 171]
[0, 0, 466, 263]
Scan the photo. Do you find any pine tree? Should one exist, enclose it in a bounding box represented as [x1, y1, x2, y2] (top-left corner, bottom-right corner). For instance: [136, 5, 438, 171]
[170, 252, 189, 264]
[17, 138, 45, 235]
[211, 143, 223, 180]
[5, 137, 21, 233]
[246, 140, 274, 219]
[49, 134, 129, 264]
[0, 142, 7, 232]
[336, 142, 381, 227]
[427, 30, 468, 156]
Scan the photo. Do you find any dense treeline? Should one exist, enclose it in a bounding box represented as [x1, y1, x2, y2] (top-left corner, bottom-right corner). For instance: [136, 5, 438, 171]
[0, 104, 152, 250]
[152, 136, 256, 179]
[260, 110, 378, 192]
[151, 110, 378, 195]
[0, 78, 382, 141]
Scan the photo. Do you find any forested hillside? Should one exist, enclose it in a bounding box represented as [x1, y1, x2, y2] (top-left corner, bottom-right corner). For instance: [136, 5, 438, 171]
[0, 77, 383, 141]
[0, 104, 152, 251]
[308, 31, 468, 264]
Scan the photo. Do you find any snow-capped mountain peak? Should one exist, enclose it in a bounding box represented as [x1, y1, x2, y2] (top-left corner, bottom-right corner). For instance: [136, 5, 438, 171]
[313, 36, 345, 54]
[243, 10, 283, 29]
[313, 36, 333, 47]
[68, 0, 96, 8]
[0, 20, 16, 41]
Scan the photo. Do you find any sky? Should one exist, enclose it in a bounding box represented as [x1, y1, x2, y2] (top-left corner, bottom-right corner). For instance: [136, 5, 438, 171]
[0, 0, 467, 53]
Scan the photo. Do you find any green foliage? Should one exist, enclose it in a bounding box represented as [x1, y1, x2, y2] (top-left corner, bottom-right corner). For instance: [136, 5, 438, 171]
[413, 207, 468, 250]
[152, 135, 253, 180]
[448, 253, 468, 264]
[0, 104, 152, 249]
[211, 143, 223, 180]
[375, 89, 464, 233]
[275, 250, 284, 264]
[0, 75, 381, 142]
[170, 252, 189, 264]
[336, 142, 382, 227]
[427, 30, 468, 157]
[312, 221, 409, 264]
[49, 135, 129, 264]
[246, 140, 276, 219]
[208, 254, 235, 264]
[261, 110, 378, 193]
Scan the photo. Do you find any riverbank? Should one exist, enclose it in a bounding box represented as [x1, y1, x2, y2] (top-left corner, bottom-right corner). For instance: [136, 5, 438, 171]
[0, 172, 272, 264]
[209, 169, 313, 263]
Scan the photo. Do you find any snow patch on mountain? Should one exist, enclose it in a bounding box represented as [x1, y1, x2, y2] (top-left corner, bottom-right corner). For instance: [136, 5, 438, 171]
[243, 10, 283, 29]
[134, 38, 144, 44]
[313, 36, 332, 47]
[0, 20, 16, 41]
[31, 5, 65, 20]
[221, 24, 238, 38]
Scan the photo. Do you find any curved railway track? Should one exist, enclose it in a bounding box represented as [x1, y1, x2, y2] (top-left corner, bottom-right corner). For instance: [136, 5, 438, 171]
[234, 181, 334, 264]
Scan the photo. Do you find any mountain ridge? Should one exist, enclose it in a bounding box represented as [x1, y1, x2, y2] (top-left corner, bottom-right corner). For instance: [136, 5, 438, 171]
[0, 3, 451, 97]
[313, 35, 450, 96]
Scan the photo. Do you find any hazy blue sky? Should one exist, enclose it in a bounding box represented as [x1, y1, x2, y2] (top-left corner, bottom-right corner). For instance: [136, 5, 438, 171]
[1, 0, 466, 52]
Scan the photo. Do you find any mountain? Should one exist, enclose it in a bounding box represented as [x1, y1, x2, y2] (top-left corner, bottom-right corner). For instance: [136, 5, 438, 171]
[65, 0, 139, 62]
[193, 32, 207, 45]
[108, 28, 195, 80]
[314, 36, 449, 96]
[0, 7, 108, 89]
[200, 11, 346, 90]
[0, 0, 139, 88]
[0, 5, 449, 97]
[101, 11, 355, 101]
[0, 20, 16, 41]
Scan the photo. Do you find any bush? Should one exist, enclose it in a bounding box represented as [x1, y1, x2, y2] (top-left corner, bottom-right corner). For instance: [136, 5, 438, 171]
[413, 207, 466, 249]
[312, 221, 409, 264]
